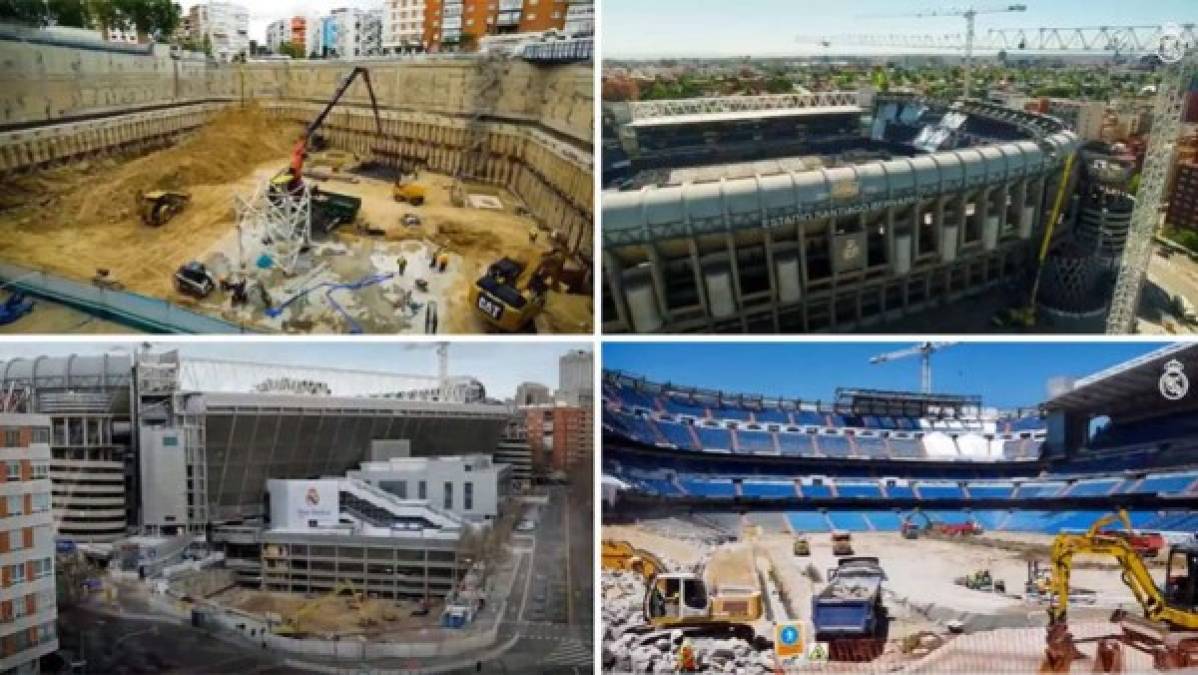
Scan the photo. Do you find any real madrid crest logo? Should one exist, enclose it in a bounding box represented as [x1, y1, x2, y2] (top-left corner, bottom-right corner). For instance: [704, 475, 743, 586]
[1160, 359, 1189, 401]
[844, 239, 861, 261]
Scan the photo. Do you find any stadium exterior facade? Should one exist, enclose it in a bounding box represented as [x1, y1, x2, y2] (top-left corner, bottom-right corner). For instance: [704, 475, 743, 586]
[601, 93, 1082, 333]
[1, 352, 511, 541]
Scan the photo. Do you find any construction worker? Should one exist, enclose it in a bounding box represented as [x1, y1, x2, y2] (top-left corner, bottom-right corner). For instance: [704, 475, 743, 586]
[678, 638, 697, 672]
[397, 256, 407, 276]
[437, 252, 449, 272]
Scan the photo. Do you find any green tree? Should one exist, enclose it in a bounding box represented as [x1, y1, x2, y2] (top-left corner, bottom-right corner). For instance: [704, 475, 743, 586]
[112, 0, 178, 41]
[47, 0, 88, 27]
[764, 75, 792, 94]
[0, 0, 52, 25]
[277, 40, 305, 59]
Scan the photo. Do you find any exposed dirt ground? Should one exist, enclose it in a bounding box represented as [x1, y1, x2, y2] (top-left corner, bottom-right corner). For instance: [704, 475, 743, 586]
[603, 522, 1156, 673]
[211, 586, 443, 638]
[0, 105, 592, 334]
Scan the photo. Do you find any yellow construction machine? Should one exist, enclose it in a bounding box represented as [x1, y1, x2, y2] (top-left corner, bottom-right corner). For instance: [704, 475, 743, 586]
[139, 190, 190, 227]
[273, 581, 366, 636]
[1043, 510, 1198, 672]
[470, 250, 566, 332]
[793, 535, 811, 556]
[601, 539, 668, 580]
[393, 171, 426, 206]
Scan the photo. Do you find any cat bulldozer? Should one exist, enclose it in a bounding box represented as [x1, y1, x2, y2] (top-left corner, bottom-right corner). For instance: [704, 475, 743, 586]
[470, 251, 565, 332]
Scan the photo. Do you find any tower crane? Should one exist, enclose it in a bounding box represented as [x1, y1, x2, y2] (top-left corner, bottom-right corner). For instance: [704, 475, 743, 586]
[854, 4, 1028, 99]
[869, 342, 958, 394]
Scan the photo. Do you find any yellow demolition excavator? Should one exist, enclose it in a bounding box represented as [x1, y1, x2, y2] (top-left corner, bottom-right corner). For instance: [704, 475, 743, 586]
[1043, 510, 1198, 672]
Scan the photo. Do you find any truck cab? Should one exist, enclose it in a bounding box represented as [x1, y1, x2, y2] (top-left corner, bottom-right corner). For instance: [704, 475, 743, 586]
[832, 531, 854, 556]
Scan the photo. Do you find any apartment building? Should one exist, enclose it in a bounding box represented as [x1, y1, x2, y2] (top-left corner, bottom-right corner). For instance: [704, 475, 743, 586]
[526, 405, 592, 473]
[267, 16, 317, 55]
[325, 7, 383, 58]
[558, 349, 593, 407]
[1169, 161, 1198, 230]
[0, 415, 58, 675]
[424, 0, 570, 51]
[563, 0, 594, 36]
[383, 0, 427, 53]
[1043, 98, 1107, 141]
[187, 2, 250, 61]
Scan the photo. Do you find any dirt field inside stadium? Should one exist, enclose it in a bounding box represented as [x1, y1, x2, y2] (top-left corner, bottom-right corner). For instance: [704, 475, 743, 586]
[0, 106, 591, 334]
[602, 519, 1163, 674]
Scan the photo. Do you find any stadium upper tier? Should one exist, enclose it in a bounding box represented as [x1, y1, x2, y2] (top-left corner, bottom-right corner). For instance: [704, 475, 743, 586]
[604, 462, 1198, 503]
[603, 373, 1045, 462]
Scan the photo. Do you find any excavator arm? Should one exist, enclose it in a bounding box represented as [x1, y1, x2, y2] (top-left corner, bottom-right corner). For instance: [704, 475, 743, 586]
[1048, 510, 1198, 629]
[287, 67, 384, 188]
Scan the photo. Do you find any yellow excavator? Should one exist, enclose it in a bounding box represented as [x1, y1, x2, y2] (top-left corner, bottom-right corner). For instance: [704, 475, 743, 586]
[602, 539, 767, 645]
[470, 250, 566, 332]
[601, 539, 667, 579]
[1043, 510, 1198, 672]
[273, 580, 365, 636]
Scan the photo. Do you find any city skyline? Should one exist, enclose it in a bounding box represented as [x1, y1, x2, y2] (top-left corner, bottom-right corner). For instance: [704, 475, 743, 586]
[603, 0, 1198, 58]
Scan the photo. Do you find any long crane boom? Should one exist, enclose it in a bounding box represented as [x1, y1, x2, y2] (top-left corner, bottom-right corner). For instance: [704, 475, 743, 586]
[852, 4, 1028, 99]
[287, 67, 383, 191]
[869, 342, 957, 394]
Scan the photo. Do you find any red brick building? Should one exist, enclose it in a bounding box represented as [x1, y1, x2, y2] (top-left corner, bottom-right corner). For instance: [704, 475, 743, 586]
[525, 405, 592, 473]
[424, 0, 570, 52]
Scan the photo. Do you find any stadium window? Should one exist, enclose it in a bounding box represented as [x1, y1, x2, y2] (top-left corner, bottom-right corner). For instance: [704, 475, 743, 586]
[2, 430, 17, 448]
[443, 482, 453, 510]
[418, 481, 427, 500]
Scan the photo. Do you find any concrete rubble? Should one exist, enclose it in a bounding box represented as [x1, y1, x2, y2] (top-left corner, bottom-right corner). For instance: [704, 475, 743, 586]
[602, 570, 771, 675]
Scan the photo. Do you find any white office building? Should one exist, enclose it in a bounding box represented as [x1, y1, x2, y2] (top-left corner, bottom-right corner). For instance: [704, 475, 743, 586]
[558, 349, 593, 407]
[382, 0, 426, 53]
[265, 19, 288, 53]
[187, 2, 250, 61]
[350, 454, 512, 522]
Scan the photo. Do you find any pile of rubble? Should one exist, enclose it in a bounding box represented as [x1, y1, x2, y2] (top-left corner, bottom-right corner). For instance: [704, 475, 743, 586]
[602, 570, 771, 674]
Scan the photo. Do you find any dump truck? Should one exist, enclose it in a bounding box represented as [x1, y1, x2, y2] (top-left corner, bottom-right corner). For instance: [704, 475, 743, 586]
[811, 557, 888, 644]
[139, 190, 190, 227]
[831, 531, 854, 556]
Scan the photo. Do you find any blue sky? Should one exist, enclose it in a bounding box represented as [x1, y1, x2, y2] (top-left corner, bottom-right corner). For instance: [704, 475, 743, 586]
[602, 342, 1169, 408]
[602, 0, 1198, 58]
[0, 341, 589, 399]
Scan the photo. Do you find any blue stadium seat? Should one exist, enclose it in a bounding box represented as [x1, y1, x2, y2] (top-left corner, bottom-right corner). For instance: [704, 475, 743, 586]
[663, 396, 707, 418]
[801, 483, 833, 498]
[854, 436, 889, 457]
[1017, 482, 1064, 498]
[1067, 479, 1122, 497]
[886, 484, 915, 499]
[741, 481, 797, 499]
[714, 406, 753, 422]
[1132, 472, 1198, 495]
[638, 478, 681, 496]
[778, 433, 816, 456]
[827, 511, 872, 531]
[866, 511, 903, 530]
[967, 483, 1014, 499]
[818, 435, 852, 457]
[615, 386, 658, 410]
[610, 412, 660, 446]
[756, 409, 790, 425]
[916, 482, 964, 500]
[836, 482, 883, 499]
[656, 420, 697, 450]
[736, 430, 775, 454]
[694, 425, 732, 451]
[888, 437, 923, 458]
[795, 411, 825, 426]
[970, 510, 1008, 530]
[787, 512, 830, 532]
[679, 477, 736, 498]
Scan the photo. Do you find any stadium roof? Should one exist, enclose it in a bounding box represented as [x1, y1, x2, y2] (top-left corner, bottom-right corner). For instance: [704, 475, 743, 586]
[1043, 344, 1198, 415]
[626, 105, 862, 128]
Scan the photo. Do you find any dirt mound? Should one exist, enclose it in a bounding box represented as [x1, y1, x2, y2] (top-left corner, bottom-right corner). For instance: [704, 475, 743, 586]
[2, 104, 298, 231]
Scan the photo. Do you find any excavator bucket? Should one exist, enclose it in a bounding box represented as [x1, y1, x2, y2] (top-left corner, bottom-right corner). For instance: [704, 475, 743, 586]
[1042, 623, 1086, 673]
[1092, 638, 1124, 673]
